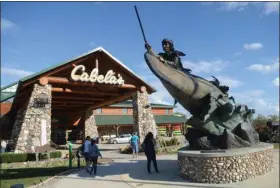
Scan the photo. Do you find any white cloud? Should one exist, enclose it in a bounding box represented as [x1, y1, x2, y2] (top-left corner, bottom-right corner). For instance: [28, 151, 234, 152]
[273, 77, 279, 87]
[1, 67, 34, 77]
[1, 18, 16, 31]
[148, 79, 172, 105]
[212, 2, 279, 16]
[220, 2, 249, 11]
[243, 43, 263, 50]
[207, 75, 243, 88]
[263, 2, 279, 15]
[183, 60, 229, 74]
[246, 57, 279, 73]
[230, 90, 278, 115]
[1, 18, 18, 35]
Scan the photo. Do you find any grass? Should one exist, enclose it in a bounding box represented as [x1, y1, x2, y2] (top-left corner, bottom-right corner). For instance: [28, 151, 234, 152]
[273, 143, 280, 149]
[0, 160, 86, 188]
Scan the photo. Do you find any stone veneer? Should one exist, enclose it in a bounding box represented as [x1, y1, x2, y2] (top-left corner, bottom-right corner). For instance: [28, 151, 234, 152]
[84, 110, 99, 139]
[11, 84, 52, 153]
[132, 87, 157, 142]
[178, 143, 274, 184]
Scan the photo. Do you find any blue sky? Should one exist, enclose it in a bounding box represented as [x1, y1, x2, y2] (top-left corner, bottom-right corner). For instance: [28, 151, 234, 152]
[1, 2, 279, 116]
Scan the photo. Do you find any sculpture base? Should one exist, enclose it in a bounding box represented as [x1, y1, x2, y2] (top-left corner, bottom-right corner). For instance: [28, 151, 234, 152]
[178, 142, 274, 184]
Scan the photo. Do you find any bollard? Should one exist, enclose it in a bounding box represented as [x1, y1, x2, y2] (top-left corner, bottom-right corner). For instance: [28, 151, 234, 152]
[10, 184, 24, 188]
[68, 141, 72, 168]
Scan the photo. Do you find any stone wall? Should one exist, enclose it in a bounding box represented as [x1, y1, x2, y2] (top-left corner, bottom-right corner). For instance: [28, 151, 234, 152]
[10, 84, 52, 153]
[84, 110, 99, 139]
[132, 87, 157, 143]
[178, 143, 274, 184]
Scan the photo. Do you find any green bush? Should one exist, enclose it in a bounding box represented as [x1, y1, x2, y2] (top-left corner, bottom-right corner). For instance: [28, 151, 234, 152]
[162, 137, 180, 147]
[0, 151, 62, 163]
[50, 151, 62, 159]
[0, 153, 27, 163]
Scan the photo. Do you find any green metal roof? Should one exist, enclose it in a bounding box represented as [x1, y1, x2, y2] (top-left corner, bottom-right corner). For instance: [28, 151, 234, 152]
[110, 100, 175, 109]
[1, 92, 16, 103]
[95, 115, 186, 126]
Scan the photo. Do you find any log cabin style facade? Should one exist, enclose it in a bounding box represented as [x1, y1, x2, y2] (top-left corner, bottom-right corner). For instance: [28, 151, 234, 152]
[0, 47, 186, 152]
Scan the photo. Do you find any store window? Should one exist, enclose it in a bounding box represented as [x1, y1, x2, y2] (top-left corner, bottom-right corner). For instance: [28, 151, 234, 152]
[122, 108, 128, 114]
[96, 108, 102, 114]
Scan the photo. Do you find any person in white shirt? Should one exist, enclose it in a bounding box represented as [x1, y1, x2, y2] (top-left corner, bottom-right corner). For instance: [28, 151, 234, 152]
[1, 138, 7, 153]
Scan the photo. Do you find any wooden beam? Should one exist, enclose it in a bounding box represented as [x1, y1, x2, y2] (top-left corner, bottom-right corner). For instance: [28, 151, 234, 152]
[39, 76, 137, 89]
[52, 96, 104, 101]
[52, 105, 85, 108]
[51, 87, 119, 96]
[87, 90, 135, 111]
[52, 101, 96, 105]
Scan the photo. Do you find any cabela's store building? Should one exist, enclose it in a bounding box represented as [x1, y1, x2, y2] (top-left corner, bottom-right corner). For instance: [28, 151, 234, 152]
[0, 47, 186, 153]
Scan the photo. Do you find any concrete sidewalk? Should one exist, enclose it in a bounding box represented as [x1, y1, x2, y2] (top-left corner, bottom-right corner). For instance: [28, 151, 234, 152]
[48, 150, 279, 188]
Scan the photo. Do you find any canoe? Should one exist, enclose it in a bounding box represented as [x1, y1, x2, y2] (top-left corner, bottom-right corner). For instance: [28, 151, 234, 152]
[144, 51, 223, 116]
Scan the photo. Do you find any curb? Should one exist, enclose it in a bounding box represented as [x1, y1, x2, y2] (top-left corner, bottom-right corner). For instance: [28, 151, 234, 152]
[27, 168, 81, 188]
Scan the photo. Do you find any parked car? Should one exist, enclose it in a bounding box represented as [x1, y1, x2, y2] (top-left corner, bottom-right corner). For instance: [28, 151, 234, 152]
[109, 134, 132, 144]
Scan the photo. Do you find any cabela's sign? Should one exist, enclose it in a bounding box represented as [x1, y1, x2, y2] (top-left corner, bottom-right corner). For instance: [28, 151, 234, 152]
[71, 65, 125, 85]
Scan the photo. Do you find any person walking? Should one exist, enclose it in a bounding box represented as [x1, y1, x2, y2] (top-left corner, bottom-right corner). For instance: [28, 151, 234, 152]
[83, 136, 91, 172]
[130, 132, 139, 159]
[88, 138, 102, 175]
[1, 138, 7, 153]
[143, 132, 159, 174]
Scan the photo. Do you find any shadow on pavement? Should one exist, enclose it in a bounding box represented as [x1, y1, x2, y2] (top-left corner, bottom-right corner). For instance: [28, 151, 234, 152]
[64, 159, 237, 188]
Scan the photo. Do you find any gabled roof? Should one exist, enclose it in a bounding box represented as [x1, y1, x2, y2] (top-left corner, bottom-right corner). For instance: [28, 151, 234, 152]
[1, 47, 156, 103]
[1, 47, 156, 91]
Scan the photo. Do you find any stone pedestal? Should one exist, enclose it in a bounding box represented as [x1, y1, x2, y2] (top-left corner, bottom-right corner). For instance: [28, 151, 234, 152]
[10, 84, 52, 153]
[178, 143, 274, 184]
[84, 110, 99, 139]
[132, 87, 157, 143]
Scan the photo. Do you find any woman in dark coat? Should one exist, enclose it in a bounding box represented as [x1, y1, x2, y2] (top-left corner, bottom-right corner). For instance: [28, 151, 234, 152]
[143, 132, 159, 174]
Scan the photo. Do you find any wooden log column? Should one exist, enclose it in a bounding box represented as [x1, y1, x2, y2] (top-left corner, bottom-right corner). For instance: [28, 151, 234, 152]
[132, 86, 157, 143]
[10, 84, 52, 153]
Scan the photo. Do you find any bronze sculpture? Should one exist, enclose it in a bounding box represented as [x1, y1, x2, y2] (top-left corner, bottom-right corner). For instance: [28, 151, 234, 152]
[134, 6, 259, 150]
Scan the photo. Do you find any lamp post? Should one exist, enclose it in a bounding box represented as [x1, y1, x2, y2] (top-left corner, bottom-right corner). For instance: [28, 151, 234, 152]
[68, 141, 72, 168]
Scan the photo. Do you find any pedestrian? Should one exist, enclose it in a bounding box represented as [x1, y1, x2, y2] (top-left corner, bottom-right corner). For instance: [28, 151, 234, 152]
[130, 132, 139, 159]
[143, 132, 159, 174]
[88, 138, 102, 175]
[83, 136, 91, 172]
[1, 138, 7, 153]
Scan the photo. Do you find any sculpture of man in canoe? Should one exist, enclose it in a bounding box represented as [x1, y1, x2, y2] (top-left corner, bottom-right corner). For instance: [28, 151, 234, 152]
[134, 6, 259, 150]
[143, 41, 259, 150]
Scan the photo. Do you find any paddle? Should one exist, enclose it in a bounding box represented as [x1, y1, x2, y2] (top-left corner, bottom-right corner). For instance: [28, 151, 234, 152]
[134, 5, 148, 45]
